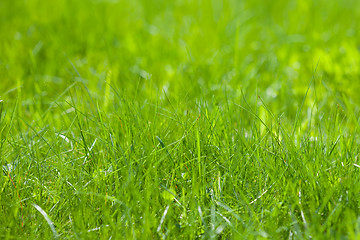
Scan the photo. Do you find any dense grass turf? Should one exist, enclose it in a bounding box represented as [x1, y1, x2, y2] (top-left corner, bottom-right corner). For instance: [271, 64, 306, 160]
[1, 0, 360, 239]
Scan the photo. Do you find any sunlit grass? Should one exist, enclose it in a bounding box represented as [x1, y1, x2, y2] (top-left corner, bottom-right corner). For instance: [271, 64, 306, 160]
[1, 0, 360, 239]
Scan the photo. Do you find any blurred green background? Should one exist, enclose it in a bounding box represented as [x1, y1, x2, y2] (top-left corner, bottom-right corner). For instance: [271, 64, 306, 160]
[2, 0, 360, 115]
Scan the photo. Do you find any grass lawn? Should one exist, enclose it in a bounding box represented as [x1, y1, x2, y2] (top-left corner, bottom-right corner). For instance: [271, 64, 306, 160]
[1, 0, 360, 239]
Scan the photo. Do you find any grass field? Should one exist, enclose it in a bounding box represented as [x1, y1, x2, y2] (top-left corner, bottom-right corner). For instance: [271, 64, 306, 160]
[1, 0, 360, 239]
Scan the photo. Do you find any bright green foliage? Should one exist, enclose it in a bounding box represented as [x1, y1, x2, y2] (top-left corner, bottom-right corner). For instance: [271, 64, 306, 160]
[1, 0, 360, 239]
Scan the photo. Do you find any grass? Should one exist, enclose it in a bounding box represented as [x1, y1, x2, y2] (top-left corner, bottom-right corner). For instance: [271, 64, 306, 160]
[1, 0, 360, 239]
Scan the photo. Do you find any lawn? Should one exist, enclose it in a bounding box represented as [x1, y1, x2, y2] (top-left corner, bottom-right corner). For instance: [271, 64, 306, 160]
[1, 0, 360, 239]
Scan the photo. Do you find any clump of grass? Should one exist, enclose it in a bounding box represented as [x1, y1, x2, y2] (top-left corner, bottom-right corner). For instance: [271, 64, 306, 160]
[1, 0, 360, 239]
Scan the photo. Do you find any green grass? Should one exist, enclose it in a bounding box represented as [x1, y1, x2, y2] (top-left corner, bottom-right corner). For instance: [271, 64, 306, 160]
[1, 0, 360, 239]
